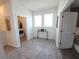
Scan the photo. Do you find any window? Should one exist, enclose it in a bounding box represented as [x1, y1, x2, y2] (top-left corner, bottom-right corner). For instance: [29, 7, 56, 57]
[44, 13, 53, 27]
[34, 13, 53, 27]
[34, 15, 42, 27]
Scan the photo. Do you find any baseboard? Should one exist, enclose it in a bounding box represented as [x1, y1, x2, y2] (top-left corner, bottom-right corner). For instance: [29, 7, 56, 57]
[7, 43, 20, 48]
[33, 37, 55, 40]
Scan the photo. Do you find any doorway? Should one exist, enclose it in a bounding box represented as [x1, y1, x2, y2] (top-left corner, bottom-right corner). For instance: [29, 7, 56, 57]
[17, 16, 27, 44]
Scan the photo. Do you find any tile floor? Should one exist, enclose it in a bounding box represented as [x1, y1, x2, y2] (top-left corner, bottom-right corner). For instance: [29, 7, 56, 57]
[4, 45, 16, 54]
[20, 38, 61, 59]
[5, 38, 79, 59]
[61, 49, 79, 59]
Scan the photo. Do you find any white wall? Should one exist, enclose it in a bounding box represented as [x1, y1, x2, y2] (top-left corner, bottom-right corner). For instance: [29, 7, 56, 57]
[0, 0, 20, 48]
[0, 4, 7, 46]
[0, 32, 6, 46]
[27, 16, 33, 40]
[56, 13, 63, 48]
[0, 0, 33, 48]
[10, 0, 33, 41]
[0, 0, 21, 48]
[0, 0, 17, 47]
[0, 35, 6, 59]
[58, 0, 74, 16]
[33, 8, 57, 40]
[0, 1, 11, 59]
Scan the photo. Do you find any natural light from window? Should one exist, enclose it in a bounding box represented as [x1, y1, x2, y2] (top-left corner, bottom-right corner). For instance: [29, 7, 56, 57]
[34, 15, 42, 27]
[44, 13, 53, 27]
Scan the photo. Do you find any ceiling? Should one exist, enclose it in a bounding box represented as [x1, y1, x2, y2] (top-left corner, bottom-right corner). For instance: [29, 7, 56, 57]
[0, 0, 59, 11]
[71, 0, 79, 8]
[17, 0, 59, 11]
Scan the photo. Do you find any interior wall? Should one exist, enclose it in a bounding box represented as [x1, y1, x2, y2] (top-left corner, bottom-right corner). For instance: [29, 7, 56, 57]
[0, 32, 6, 46]
[0, 0, 8, 54]
[0, 0, 17, 46]
[27, 16, 33, 40]
[32, 8, 57, 40]
[0, 4, 7, 46]
[0, 0, 33, 48]
[0, 35, 6, 59]
[0, 0, 25, 48]
[11, 0, 33, 41]
[58, 0, 74, 15]
[1, 0, 21, 48]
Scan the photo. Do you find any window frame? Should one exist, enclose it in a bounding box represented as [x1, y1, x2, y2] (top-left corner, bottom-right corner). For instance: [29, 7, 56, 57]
[33, 13, 54, 28]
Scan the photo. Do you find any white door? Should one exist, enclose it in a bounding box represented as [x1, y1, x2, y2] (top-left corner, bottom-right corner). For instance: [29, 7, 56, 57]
[60, 12, 78, 49]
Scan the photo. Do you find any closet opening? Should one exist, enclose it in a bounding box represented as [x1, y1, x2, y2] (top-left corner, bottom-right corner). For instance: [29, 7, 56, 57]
[17, 16, 27, 44]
